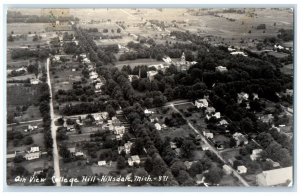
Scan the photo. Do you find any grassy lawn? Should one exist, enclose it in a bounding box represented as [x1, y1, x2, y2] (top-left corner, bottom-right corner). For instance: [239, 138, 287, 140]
[80, 126, 104, 134]
[67, 133, 91, 143]
[60, 160, 94, 185]
[90, 162, 117, 175]
[21, 157, 51, 173]
[51, 68, 82, 93]
[220, 148, 241, 162]
[159, 124, 195, 139]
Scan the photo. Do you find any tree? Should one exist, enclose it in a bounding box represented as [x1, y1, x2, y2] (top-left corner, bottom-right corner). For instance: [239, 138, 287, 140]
[106, 105, 116, 118]
[176, 170, 194, 185]
[117, 156, 126, 169]
[27, 63, 39, 78]
[240, 117, 254, 133]
[57, 117, 64, 125]
[151, 156, 167, 176]
[144, 157, 153, 173]
[181, 139, 196, 158]
[13, 155, 25, 163]
[188, 161, 203, 177]
[204, 166, 223, 185]
[24, 136, 33, 145]
[170, 161, 186, 177]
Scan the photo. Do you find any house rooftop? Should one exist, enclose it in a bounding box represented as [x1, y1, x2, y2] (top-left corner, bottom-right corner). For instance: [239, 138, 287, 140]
[256, 167, 292, 186]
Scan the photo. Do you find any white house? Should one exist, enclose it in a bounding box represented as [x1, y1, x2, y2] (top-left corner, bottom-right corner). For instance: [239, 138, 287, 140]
[24, 152, 41, 160]
[30, 78, 40, 85]
[237, 165, 247, 174]
[201, 143, 210, 151]
[28, 125, 38, 131]
[144, 109, 154, 114]
[128, 155, 141, 166]
[230, 51, 248, 57]
[68, 147, 76, 154]
[237, 92, 249, 104]
[155, 123, 162, 131]
[29, 146, 39, 153]
[75, 152, 84, 157]
[195, 99, 209, 108]
[274, 44, 284, 50]
[215, 66, 228, 72]
[83, 57, 91, 64]
[228, 47, 236, 52]
[124, 141, 133, 154]
[100, 112, 109, 120]
[33, 168, 44, 175]
[213, 112, 221, 119]
[205, 107, 216, 114]
[114, 126, 125, 135]
[223, 165, 232, 175]
[95, 82, 103, 90]
[233, 132, 248, 146]
[128, 75, 139, 82]
[219, 119, 229, 126]
[203, 130, 214, 139]
[253, 93, 259, 100]
[170, 142, 177, 149]
[250, 149, 263, 161]
[162, 56, 172, 64]
[118, 146, 125, 154]
[98, 161, 106, 166]
[147, 71, 158, 81]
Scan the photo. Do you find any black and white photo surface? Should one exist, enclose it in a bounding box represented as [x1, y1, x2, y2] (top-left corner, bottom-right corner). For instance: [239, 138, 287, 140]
[6, 7, 294, 187]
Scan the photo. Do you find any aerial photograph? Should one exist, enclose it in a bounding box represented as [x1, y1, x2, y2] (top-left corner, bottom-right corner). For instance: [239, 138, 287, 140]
[6, 8, 294, 187]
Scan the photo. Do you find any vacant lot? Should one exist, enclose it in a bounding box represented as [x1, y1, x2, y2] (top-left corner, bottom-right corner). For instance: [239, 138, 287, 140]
[22, 157, 51, 173]
[51, 68, 82, 92]
[7, 23, 49, 34]
[7, 84, 41, 106]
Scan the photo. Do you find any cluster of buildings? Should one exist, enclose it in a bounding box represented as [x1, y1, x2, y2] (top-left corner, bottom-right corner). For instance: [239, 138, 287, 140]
[24, 124, 38, 132]
[102, 116, 126, 140]
[9, 146, 43, 161]
[195, 98, 229, 127]
[163, 52, 197, 72]
[79, 53, 105, 93]
[145, 52, 198, 81]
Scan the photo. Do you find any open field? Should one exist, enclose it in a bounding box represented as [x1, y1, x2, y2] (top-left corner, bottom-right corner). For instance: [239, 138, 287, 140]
[7, 23, 50, 34]
[51, 67, 82, 93]
[7, 84, 41, 106]
[115, 58, 164, 69]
